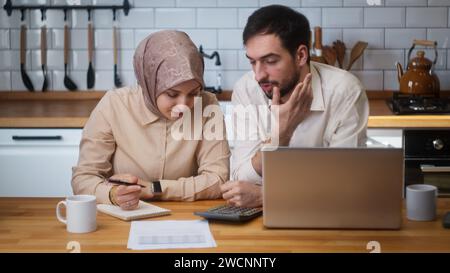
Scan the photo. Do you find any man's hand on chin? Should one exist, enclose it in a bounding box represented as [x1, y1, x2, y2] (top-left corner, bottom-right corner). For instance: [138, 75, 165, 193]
[220, 181, 263, 208]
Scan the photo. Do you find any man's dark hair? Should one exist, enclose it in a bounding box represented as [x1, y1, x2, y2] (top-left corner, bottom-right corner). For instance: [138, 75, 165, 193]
[243, 5, 311, 58]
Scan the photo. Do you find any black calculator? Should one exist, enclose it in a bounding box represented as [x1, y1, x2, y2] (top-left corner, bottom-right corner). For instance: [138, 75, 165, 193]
[194, 205, 263, 222]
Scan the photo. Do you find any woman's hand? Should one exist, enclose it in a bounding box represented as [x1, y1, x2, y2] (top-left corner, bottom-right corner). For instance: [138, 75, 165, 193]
[108, 174, 154, 210]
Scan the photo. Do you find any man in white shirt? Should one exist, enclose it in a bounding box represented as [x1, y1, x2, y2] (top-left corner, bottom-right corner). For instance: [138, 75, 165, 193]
[220, 5, 369, 208]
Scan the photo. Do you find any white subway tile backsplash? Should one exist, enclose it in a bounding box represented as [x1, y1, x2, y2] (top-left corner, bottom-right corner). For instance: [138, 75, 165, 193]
[259, 0, 300, 7]
[94, 50, 114, 70]
[71, 50, 88, 71]
[119, 50, 135, 71]
[343, 28, 384, 49]
[322, 29, 343, 46]
[181, 29, 217, 49]
[386, 0, 426, 6]
[30, 9, 67, 29]
[4, 50, 32, 71]
[428, 0, 450, 6]
[197, 8, 237, 28]
[302, 0, 343, 7]
[1, 1, 450, 91]
[155, 8, 196, 28]
[0, 30, 10, 49]
[364, 49, 404, 70]
[448, 49, 450, 69]
[428, 29, 450, 48]
[297, 8, 322, 27]
[364, 8, 405, 27]
[323, 8, 363, 28]
[352, 70, 384, 90]
[217, 0, 258, 7]
[238, 8, 258, 28]
[176, 0, 217, 7]
[406, 8, 447, 28]
[0, 71, 11, 90]
[221, 70, 246, 89]
[0, 10, 24, 29]
[238, 49, 251, 70]
[134, 29, 160, 47]
[384, 70, 399, 90]
[93, 70, 115, 91]
[218, 29, 244, 49]
[204, 50, 237, 70]
[117, 9, 154, 29]
[385, 28, 427, 49]
[11, 28, 52, 50]
[31, 49, 64, 70]
[436, 70, 450, 89]
[94, 29, 134, 49]
[0, 51, 12, 70]
[344, 0, 385, 6]
[134, 0, 176, 7]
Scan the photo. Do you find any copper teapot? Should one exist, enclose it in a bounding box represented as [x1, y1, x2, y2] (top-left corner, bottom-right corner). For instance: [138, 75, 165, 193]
[396, 40, 440, 95]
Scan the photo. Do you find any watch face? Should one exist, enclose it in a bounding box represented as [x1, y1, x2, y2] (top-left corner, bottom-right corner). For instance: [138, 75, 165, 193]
[152, 181, 162, 194]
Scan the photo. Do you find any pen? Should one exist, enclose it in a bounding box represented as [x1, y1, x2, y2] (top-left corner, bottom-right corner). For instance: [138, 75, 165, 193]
[107, 178, 146, 188]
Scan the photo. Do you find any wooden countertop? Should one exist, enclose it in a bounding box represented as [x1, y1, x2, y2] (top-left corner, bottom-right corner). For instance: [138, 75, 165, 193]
[1, 198, 449, 253]
[0, 91, 449, 128]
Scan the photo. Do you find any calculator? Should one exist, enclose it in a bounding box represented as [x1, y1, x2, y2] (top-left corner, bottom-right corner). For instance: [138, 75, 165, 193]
[194, 205, 263, 222]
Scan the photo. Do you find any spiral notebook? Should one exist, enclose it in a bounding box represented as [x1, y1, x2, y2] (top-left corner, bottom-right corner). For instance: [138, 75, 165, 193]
[97, 201, 171, 221]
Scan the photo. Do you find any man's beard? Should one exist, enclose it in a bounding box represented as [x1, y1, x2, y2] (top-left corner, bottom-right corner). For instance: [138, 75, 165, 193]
[259, 69, 300, 100]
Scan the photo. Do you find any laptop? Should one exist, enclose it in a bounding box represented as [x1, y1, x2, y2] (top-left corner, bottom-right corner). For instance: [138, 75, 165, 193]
[262, 147, 404, 229]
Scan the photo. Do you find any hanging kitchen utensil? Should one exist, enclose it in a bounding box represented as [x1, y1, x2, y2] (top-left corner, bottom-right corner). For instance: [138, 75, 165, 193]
[63, 15, 77, 91]
[322, 46, 337, 66]
[346, 41, 368, 71]
[87, 18, 95, 89]
[333, 40, 346, 69]
[40, 24, 48, 92]
[20, 24, 34, 92]
[113, 24, 122, 88]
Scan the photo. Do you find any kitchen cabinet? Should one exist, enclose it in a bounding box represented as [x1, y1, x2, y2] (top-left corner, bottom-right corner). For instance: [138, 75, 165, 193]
[367, 128, 403, 148]
[0, 129, 81, 197]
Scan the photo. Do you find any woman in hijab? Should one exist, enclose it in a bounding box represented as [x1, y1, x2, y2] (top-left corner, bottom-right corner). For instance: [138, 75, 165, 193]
[72, 30, 230, 210]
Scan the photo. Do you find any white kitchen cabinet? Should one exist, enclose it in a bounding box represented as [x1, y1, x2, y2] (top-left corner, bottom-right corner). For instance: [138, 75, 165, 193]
[367, 129, 403, 148]
[0, 129, 82, 197]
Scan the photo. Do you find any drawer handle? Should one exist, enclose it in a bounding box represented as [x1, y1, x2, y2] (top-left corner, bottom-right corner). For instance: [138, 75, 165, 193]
[420, 165, 450, 173]
[12, 135, 63, 141]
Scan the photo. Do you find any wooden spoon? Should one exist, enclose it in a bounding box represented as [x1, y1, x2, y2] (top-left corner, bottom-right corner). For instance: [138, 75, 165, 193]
[333, 40, 346, 69]
[347, 41, 368, 71]
[322, 46, 337, 66]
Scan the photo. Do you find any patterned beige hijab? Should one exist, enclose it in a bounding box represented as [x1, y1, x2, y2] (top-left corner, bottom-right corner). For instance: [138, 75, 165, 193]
[133, 30, 204, 117]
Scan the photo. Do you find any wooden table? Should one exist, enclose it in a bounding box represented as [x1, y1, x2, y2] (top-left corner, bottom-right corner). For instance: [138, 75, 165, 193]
[1, 198, 450, 253]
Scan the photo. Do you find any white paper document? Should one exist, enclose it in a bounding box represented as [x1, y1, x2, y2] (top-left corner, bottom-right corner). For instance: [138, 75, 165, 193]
[127, 220, 217, 250]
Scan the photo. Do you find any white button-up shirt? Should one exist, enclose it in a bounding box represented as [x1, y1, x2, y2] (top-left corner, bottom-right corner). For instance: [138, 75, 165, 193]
[231, 61, 370, 183]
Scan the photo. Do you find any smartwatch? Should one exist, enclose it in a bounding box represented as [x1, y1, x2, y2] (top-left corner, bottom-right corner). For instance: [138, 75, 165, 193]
[151, 181, 162, 197]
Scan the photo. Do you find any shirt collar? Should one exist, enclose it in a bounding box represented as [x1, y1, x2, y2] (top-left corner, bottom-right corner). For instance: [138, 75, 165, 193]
[137, 85, 160, 126]
[310, 62, 325, 111]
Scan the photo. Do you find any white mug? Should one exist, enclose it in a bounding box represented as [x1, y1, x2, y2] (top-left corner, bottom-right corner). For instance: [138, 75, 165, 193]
[56, 195, 97, 233]
[406, 184, 438, 221]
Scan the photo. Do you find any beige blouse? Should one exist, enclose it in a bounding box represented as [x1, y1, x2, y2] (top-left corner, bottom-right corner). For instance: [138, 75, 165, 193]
[72, 85, 230, 204]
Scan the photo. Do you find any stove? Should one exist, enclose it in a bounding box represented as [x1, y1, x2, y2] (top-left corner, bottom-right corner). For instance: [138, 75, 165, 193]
[387, 93, 450, 115]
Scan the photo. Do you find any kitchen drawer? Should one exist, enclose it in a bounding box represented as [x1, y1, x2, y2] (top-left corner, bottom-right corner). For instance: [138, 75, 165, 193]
[0, 129, 82, 197]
